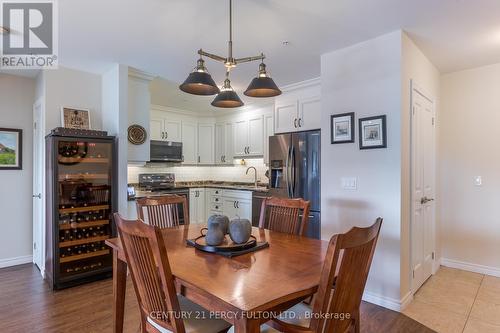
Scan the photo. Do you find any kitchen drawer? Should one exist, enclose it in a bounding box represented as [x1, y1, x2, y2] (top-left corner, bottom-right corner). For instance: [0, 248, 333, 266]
[209, 210, 223, 216]
[222, 189, 252, 200]
[209, 202, 223, 211]
[211, 196, 223, 204]
[207, 188, 223, 196]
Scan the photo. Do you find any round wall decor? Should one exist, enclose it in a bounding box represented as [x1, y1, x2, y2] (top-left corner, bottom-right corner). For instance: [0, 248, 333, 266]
[127, 125, 147, 145]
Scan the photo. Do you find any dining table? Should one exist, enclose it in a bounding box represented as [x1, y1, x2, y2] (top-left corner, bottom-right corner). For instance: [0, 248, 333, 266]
[105, 224, 328, 333]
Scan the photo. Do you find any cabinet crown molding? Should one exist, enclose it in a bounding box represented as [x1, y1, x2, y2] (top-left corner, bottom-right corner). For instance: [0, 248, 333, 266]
[280, 77, 320, 93]
[128, 67, 156, 82]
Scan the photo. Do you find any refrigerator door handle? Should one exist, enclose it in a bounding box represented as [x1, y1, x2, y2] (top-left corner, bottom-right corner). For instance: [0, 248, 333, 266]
[291, 145, 296, 197]
[285, 146, 291, 198]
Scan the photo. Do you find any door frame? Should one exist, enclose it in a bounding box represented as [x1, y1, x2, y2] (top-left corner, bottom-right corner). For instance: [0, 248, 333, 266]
[33, 97, 46, 277]
[409, 80, 437, 293]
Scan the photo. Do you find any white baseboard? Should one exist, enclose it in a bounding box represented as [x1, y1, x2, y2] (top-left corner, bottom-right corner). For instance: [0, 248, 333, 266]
[441, 258, 500, 278]
[362, 291, 413, 312]
[0, 255, 33, 269]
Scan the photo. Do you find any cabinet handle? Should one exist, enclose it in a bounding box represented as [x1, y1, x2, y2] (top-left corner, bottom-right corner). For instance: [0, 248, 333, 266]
[298, 118, 303, 127]
[221, 155, 224, 163]
[198, 156, 200, 163]
[161, 132, 164, 139]
[165, 131, 168, 139]
[236, 201, 239, 208]
[233, 201, 236, 208]
[294, 118, 298, 128]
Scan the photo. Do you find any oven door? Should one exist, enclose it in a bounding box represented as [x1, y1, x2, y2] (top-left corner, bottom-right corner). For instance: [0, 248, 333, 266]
[150, 141, 183, 162]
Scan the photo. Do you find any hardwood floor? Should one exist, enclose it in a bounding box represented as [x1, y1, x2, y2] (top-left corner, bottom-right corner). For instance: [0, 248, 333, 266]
[0, 264, 434, 333]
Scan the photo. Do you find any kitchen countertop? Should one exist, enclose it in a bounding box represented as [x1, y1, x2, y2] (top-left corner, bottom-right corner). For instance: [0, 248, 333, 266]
[129, 181, 269, 200]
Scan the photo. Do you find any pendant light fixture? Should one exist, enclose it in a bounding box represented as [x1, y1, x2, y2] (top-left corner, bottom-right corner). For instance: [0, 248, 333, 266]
[211, 72, 244, 108]
[179, 0, 281, 108]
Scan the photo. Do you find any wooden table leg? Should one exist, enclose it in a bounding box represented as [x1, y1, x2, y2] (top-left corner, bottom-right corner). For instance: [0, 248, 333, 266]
[235, 317, 260, 333]
[113, 249, 127, 333]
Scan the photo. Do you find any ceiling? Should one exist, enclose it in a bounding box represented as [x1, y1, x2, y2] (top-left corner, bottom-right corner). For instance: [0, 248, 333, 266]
[40, 0, 500, 108]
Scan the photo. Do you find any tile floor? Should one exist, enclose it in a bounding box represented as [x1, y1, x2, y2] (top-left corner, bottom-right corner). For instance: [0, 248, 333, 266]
[403, 266, 500, 333]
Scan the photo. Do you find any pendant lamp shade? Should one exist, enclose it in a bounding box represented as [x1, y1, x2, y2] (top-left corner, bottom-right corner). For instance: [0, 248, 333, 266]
[211, 78, 244, 108]
[179, 58, 220, 95]
[244, 62, 282, 97]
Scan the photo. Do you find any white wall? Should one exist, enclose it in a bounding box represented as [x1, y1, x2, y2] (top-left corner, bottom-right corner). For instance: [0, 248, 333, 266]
[44, 67, 102, 134]
[401, 33, 441, 297]
[0, 74, 36, 264]
[439, 63, 500, 275]
[321, 31, 403, 303]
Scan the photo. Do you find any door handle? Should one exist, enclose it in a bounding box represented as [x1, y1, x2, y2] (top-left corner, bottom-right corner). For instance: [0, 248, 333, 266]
[420, 197, 435, 204]
[285, 146, 291, 198]
[33, 193, 42, 199]
[291, 145, 296, 197]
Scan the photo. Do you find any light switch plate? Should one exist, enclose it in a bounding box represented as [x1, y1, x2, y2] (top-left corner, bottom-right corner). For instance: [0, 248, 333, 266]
[341, 177, 357, 190]
[474, 176, 482, 186]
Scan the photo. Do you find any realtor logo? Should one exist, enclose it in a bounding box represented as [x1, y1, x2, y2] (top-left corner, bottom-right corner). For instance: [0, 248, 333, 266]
[1, 0, 58, 69]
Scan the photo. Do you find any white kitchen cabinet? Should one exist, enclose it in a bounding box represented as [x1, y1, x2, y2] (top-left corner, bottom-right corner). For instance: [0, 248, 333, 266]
[233, 116, 264, 158]
[198, 123, 215, 164]
[215, 122, 234, 164]
[274, 100, 298, 134]
[298, 96, 321, 131]
[189, 188, 206, 223]
[150, 117, 164, 141]
[222, 190, 252, 221]
[164, 119, 182, 142]
[150, 117, 182, 142]
[182, 122, 198, 164]
[264, 114, 274, 165]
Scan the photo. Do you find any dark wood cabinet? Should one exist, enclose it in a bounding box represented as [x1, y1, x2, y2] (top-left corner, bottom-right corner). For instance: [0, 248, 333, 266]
[45, 129, 117, 289]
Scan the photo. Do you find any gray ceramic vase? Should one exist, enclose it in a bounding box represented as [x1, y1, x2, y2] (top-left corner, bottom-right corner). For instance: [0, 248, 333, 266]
[229, 217, 252, 244]
[208, 214, 230, 235]
[204, 220, 225, 246]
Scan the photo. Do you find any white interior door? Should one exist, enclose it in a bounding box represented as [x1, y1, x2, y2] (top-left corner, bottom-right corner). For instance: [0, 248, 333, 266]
[33, 100, 45, 273]
[411, 85, 436, 292]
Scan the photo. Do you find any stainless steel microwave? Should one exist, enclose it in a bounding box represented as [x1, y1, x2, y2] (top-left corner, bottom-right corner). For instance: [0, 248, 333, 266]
[149, 140, 183, 162]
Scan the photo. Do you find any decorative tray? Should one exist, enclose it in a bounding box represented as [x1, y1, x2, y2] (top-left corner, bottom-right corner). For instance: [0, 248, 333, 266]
[187, 234, 258, 254]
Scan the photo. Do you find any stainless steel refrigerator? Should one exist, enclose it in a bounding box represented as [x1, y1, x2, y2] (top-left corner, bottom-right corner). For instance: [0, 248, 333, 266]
[268, 130, 321, 239]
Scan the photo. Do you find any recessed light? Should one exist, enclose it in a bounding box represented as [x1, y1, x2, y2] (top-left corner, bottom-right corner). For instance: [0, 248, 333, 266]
[282, 41, 290, 46]
[0, 26, 9, 34]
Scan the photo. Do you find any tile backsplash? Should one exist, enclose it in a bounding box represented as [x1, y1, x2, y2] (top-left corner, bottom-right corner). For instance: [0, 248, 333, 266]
[128, 158, 269, 184]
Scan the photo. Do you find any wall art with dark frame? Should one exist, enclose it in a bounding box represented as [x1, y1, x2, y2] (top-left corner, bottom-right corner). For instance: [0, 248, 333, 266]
[331, 112, 355, 144]
[358, 115, 387, 149]
[0, 128, 22, 170]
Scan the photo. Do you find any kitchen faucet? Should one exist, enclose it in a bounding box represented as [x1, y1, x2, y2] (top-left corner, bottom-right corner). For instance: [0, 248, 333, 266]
[246, 166, 258, 188]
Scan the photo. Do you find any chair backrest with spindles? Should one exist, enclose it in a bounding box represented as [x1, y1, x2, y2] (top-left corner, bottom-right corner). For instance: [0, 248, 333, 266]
[136, 195, 189, 228]
[258, 197, 311, 236]
[114, 213, 186, 333]
[310, 218, 383, 333]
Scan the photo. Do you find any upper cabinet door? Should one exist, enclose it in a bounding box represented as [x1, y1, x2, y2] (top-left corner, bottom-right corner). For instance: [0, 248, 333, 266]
[274, 100, 299, 134]
[233, 119, 249, 157]
[215, 123, 225, 164]
[182, 122, 198, 164]
[224, 122, 234, 164]
[298, 96, 321, 131]
[164, 119, 182, 142]
[264, 114, 274, 165]
[150, 117, 164, 141]
[248, 115, 264, 156]
[198, 123, 215, 165]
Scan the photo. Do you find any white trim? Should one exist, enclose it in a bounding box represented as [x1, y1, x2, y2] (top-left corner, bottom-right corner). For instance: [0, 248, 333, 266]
[0, 255, 33, 269]
[441, 258, 500, 278]
[362, 291, 413, 312]
[128, 67, 156, 82]
[281, 77, 320, 92]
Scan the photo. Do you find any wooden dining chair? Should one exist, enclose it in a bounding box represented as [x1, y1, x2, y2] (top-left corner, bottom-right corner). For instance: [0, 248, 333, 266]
[136, 195, 189, 228]
[264, 218, 383, 333]
[258, 197, 311, 236]
[114, 213, 231, 333]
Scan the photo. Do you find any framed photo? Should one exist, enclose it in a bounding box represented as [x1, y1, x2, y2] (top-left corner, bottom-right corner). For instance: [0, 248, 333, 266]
[331, 112, 355, 144]
[0, 128, 22, 170]
[359, 115, 387, 149]
[61, 107, 91, 129]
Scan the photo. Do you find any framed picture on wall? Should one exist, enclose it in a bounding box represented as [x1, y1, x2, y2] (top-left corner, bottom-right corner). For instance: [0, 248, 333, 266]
[0, 128, 22, 170]
[61, 107, 91, 129]
[359, 115, 387, 149]
[330, 112, 355, 144]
